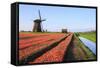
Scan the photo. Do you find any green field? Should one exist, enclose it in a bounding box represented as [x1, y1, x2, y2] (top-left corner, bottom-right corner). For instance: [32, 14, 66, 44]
[79, 31, 96, 42]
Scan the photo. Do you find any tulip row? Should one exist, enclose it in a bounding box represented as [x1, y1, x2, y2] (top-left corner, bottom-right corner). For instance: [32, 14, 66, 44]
[28, 33, 73, 64]
[19, 33, 67, 61]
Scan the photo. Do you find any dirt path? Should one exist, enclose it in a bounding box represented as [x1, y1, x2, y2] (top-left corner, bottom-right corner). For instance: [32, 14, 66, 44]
[63, 34, 90, 61]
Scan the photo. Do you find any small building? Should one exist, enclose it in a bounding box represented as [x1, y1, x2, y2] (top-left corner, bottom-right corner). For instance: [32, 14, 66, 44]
[62, 29, 67, 33]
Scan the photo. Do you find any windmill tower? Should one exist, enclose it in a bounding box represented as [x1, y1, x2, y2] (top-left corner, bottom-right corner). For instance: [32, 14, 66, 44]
[33, 10, 46, 32]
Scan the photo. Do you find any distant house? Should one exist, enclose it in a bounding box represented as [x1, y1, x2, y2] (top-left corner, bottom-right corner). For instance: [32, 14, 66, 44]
[62, 29, 67, 33]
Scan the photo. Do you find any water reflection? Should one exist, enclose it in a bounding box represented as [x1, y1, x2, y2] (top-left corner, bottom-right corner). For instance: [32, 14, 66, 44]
[79, 37, 96, 55]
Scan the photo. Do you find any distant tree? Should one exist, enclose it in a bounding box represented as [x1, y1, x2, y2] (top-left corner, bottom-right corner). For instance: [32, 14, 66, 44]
[28, 31, 31, 32]
[45, 29, 47, 32]
[42, 30, 45, 32]
[20, 30, 25, 32]
[75, 32, 80, 36]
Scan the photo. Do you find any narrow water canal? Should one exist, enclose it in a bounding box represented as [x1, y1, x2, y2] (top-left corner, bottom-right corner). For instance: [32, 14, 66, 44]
[79, 37, 96, 55]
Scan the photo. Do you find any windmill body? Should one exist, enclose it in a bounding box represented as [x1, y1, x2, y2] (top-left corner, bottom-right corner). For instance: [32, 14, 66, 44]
[33, 19, 42, 32]
[33, 10, 45, 32]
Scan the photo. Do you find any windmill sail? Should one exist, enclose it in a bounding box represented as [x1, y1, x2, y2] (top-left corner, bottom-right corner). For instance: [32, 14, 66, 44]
[33, 10, 46, 32]
[38, 10, 41, 20]
[38, 10, 46, 22]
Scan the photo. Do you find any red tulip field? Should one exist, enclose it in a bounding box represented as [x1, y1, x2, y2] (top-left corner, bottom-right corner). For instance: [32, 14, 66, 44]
[18, 32, 96, 65]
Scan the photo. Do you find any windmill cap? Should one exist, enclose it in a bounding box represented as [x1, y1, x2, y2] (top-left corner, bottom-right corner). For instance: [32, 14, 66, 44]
[34, 19, 41, 23]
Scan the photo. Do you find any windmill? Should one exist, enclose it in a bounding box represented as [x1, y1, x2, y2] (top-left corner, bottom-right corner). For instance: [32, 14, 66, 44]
[33, 10, 46, 32]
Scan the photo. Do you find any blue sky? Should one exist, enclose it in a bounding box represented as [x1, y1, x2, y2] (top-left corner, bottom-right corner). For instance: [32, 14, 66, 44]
[19, 4, 96, 32]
